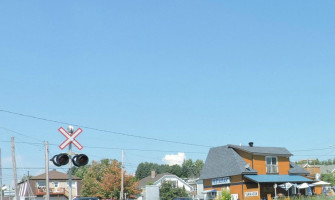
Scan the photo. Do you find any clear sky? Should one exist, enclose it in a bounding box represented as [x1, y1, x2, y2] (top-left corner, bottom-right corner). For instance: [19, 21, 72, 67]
[0, 0, 335, 186]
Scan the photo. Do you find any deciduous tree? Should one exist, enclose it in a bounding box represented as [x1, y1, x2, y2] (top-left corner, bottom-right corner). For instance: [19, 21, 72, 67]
[81, 159, 139, 199]
[159, 181, 188, 200]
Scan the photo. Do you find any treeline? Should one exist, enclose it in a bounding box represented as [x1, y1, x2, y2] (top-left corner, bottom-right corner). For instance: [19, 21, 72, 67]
[314, 158, 335, 165]
[296, 158, 335, 166]
[135, 159, 204, 180]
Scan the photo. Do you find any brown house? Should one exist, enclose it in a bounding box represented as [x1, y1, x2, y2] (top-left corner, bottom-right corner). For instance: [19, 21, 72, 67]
[18, 169, 82, 200]
[200, 143, 312, 200]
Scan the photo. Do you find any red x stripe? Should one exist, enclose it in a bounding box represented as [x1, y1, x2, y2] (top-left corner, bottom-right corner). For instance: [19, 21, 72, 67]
[59, 127, 83, 150]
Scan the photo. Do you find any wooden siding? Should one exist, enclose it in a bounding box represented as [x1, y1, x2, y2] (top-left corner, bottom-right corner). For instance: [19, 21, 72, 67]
[303, 166, 320, 177]
[234, 149, 290, 175]
[204, 175, 263, 200]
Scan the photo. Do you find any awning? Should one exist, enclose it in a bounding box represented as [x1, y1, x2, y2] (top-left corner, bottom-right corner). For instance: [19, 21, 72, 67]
[202, 189, 217, 194]
[244, 175, 313, 183]
[297, 183, 310, 189]
[313, 181, 331, 185]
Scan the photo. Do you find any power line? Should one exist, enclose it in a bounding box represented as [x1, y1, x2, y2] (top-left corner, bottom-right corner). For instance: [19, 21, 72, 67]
[291, 147, 334, 152]
[0, 126, 43, 143]
[1, 167, 67, 170]
[0, 109, 212, 148]
[0, 140, 208, 154]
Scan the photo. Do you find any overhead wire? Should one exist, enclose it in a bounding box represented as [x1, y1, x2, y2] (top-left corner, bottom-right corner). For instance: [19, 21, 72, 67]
[0, 128, 208, 154]
[0, 109, 212, 148]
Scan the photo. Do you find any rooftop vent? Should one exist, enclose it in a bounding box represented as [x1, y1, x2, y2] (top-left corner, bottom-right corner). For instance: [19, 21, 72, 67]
[249, 142, 254, 147]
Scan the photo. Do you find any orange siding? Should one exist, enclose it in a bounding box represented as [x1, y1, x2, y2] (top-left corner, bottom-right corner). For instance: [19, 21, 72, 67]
[203, 179, 212, 189]
[314, 186, 322, 195]
[278, 157, 290, 175]
[202, 148, 293, 200]
[230, 175, 243, 200]
[234, 150, 291, 175]
[203, 175, 263, 200]
[243, 176, 260, 200]
[253, 155, 266, 174]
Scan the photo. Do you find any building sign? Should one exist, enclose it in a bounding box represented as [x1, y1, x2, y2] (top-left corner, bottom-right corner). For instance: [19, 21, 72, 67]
[245, 191, 258, 197]
[212, 177, 230, 185]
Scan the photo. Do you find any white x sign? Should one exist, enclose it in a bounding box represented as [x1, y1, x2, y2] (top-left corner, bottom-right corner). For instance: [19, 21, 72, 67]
[58, 127, 83, 150]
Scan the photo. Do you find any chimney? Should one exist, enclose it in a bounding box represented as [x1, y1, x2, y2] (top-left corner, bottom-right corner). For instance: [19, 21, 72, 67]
[249, 142, 254, 147]
[151, 170, 156, 178]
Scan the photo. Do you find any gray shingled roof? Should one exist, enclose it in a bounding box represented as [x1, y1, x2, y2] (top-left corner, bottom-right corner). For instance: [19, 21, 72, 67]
[200, 146, 257, 180]
[137, 172, 173, 189]
[317, 165, 335, 174]
[289, 162, 310, 175]
[30, 169, 81, 180]
[228, 144, 293, 157]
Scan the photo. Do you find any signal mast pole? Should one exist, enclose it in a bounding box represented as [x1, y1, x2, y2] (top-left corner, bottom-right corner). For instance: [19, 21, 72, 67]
[121, 150, 124, 200]
[11, 137, 18, 200]
[45, 141, 50, 200]
[68, 126, 74, 200]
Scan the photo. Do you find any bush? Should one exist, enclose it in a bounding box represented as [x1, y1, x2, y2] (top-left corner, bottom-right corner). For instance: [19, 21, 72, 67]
[218, 189, 231, 200]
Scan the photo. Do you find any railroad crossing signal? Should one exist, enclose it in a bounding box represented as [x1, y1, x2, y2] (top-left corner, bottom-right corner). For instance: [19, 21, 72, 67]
[50, 153, 89, 167]
[52, 126, 89, 167]
[50, 153, 69, 166]
[72, 154, 89, 167]
[58, 127, 83, 150]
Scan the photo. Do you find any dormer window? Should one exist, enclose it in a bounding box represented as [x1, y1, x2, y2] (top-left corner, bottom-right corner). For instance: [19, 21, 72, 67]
[266, 156, 278, 174]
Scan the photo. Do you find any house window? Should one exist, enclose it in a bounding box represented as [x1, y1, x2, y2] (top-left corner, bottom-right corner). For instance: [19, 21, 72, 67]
[266, 156, 278, 174]
[37, 181, 46, 188]
[54, 182, 59, 187]
[67, 181, 77, 188]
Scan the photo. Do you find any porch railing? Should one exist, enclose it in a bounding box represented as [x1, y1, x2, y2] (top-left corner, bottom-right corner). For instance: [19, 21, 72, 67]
[35, 187, 66, 196]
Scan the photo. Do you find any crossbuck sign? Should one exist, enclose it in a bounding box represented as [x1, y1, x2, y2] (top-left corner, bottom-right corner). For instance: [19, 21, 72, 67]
[58, 127, 83, 150]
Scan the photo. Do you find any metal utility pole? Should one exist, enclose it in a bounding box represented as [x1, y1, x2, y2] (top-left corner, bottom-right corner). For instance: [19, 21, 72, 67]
[68, 126, 74, 200]
[45, 141, 50, 200]
[0, 148, 3, 200]
[120, 150, 124, 200]
[11, 137, 18, 200]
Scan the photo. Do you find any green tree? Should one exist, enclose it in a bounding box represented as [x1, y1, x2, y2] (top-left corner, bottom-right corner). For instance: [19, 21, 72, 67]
[315, 159, 320, 165]
[70, 165, 89, 179]
[168, 164, 183, 177]
[135, 159, 204, 180]
[81, 159, 139, 199]
[135, 162, 161, 179]
[181, 159, 204, 178]
[321, 173, 335, 185]
[218, 189, 231, 200]
[20, 174, 33, 182]
[160, 181, 189, 200]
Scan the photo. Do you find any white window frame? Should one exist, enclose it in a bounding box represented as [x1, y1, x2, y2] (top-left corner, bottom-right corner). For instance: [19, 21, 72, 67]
[266, 156, 278, 174]
[54, 181, 59, 187]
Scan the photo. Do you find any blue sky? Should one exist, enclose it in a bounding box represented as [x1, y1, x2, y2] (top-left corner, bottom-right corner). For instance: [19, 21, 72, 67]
[0, 0, 335, 186]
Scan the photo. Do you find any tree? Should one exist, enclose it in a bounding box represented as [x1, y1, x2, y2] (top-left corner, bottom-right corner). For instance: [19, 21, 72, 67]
[181, 159, 204, 178]
[71, 165, 89, 179]
[20, 174, 33, 182]
[321, 173, 335, 185]
[81, 159, 139, 199]
[168, 165, 183, 177]
[159, 181, 189, 200]
[218, 189, 231, 200]
[135, 162, 161, 179]
[135, 159, 204, 179]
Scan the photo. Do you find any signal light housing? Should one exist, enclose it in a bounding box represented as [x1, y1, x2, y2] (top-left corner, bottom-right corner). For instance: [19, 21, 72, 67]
[50, 153, 69, 166]
[72, 154, 89, 167]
